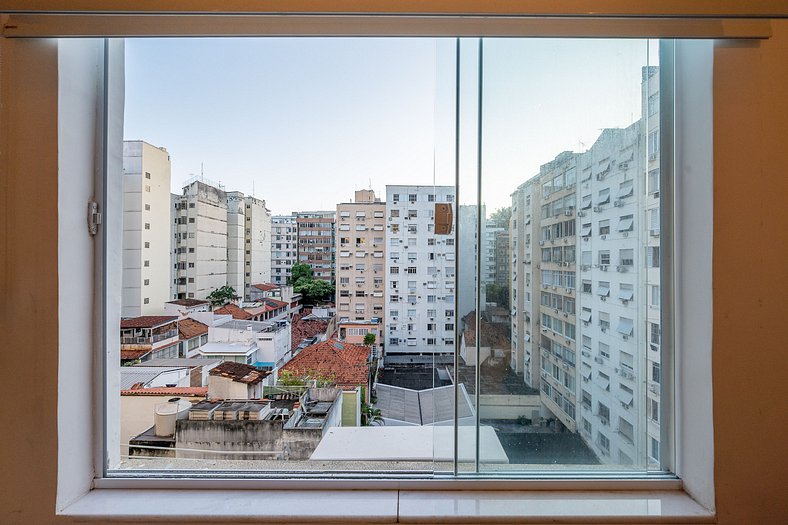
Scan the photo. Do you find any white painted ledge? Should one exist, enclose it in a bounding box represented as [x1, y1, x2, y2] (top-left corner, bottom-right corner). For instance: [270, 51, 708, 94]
[59, 488, 714, 523]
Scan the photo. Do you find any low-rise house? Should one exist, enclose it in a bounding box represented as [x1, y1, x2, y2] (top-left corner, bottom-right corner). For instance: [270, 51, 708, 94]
[459, 311, 512, 366]
[213, 303, 253, 321]
[120, 315, 179, 363]
[120, 386, 207, 450]
[164, 298, 211, 319]
[200, 318, 291, 371]
[177, 317, 209, 357]
[132, 357, 222, 387]
[207, 361, 269, 400]
[121, 366, 191, 390]
[279, 339, 371, 401]
[337, 317, 381, 358]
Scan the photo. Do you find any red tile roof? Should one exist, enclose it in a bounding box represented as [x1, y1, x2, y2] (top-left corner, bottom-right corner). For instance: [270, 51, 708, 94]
[166, 299, 210, 307]
[290, 310, 329, 350]
[214, 303, 253, 320]
[262, 298, 288, 309]
[209, 362, 269, 384]
[120, 348, 152, 361]
[121, 315, 178, 329]
[461, 311, 511, 349]
[252, 283, 279, 291]
[121, 386, 208, 396]
[178, 318, 209, 340]
[281, 339, 370, 387]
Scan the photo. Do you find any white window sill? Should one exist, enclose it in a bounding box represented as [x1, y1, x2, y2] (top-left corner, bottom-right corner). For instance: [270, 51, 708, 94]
[60, 488, 714, 523]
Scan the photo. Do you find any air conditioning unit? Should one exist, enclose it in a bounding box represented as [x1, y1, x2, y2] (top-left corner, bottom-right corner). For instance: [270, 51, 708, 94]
[564, 209, 574, 216]
[594, 356, 604, 364]
[619, 161, 629, 169]
[622, 232, 629, 238]
[593, 206, 602, 212]
[539, 240, 545, 246]
[650, 229, 660, 237]
[622, 335, 629, 341]
[613, 200, 623, 207]
[577, 211, 586, 217]
[581, 264, 590, 271]
[600, 234, 606, 240]
[600, 264, 608, 271]
[583, 321, 589, 327]
[616, 265, 623, 272]
[565, 288, 571, 294]
[596, 174, 604, 181]
[600, 297, 607, 302]
[601, 326, 607, 332]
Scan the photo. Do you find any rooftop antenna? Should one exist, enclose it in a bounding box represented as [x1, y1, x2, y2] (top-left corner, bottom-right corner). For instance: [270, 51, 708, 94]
[200, 162, 204, 178]
[252, 180, 255, 197]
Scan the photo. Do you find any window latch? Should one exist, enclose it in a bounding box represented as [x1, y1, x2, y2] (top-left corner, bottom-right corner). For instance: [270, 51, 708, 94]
[87, 200, 101, 236]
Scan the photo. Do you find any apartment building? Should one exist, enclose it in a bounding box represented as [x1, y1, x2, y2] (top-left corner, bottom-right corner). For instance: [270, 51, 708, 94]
[335, 190, 386, 323]
[296, 211, 336, 282]
[535, 152, 580, 433]
[172, 177, 228, 300]
[385, 185, 456, 355]
[242, 195, 272, 297]
[226, 191, 246, 296]
[121, 140, 172, 317]
[510, 68, 662, 466]
[271, 215, 298, 285]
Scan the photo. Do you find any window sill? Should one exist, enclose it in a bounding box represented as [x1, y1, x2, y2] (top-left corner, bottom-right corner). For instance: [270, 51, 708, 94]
[60, 487, 714, 523]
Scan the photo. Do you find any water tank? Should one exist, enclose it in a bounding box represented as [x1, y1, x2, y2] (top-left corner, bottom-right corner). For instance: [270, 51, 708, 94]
[154, 398, 191, 437]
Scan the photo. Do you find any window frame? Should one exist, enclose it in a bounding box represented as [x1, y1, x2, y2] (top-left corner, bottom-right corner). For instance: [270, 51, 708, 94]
[39, 15, 720, 524]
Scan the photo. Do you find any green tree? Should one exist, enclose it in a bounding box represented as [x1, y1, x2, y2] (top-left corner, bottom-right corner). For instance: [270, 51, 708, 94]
[361, 403, 384, 426]
[289, 263, 313, 284]
[207, 285, 238, 306]
[489, 206, 512, 228]
[363, 332, 376, 346]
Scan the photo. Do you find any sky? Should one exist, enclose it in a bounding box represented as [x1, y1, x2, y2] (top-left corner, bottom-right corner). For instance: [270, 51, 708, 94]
[124, 38, 656, 215]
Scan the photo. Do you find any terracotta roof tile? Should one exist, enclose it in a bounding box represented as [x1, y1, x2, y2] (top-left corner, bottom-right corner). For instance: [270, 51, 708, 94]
[120, 315, 178, 329]
[214, 303, 253, 320]
[209, 361, 269, 384]
[252, 283, 280, 291]
[461, 311, 511, 349]
[120, 348, 152, 360]
[178, 318, 209, 340]
[291, 310, 329, 350]
[166, 299, 210, 307]
[281, 339, 370, 387]
[121, 386, 208, 396]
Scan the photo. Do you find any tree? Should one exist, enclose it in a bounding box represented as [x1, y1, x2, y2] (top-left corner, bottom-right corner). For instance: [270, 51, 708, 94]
[489, 206, 512, 228]
[207, 285, 238, 306]
[363, 332, 376, 346]
[289, 263, 313, 284]
[361, 403, 384, 426]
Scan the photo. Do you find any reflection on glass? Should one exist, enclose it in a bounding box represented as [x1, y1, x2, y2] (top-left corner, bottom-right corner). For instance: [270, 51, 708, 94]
[113, 36, 666, 476]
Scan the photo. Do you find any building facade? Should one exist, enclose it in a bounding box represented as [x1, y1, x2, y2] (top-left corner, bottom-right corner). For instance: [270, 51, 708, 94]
[172, 177, 228, 300]
[121, 140, 172, 317]
[271, 215, 298, 285]
[296, 211, 335, 282]
[335, 190, 386, 323]
[242, 195, 273, 298]
[385, 185, 456, 355]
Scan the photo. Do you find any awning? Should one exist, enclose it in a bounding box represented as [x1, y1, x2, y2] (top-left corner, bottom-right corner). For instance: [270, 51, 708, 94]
[617, 181, 634, 198]
[617, 217, 634, 231]
[617, 317, 634, 336]
[597, 188, 610, 204]
[581, 226, 592, 237]
[597, 284, 610, 297]
[618, 287, 634, 301]
[582, 368, 592, 380]
[580, 311, 592, 323]
[616, 391, 634, 407]
[597, 376, 610, 391]
[524, 334, 531, 342]
[581, 195, 592, 209]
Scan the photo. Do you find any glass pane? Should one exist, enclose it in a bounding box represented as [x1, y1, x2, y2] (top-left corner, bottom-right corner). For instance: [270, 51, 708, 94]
[115, 37, 457, 474]
[473, 38, 663, 472]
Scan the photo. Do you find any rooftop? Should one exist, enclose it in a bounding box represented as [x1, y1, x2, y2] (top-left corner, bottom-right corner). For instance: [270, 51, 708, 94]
[215, 318, 285, 333]
[133, 358, 221, 369]
[374, 383, 474, 425]
[178, 318, 209, 340]
[120, 315, 178, 329]
[214, 303, 252, 320]
[209, 361, 270, 385]
[120, 366, 189, 390]
[281, 339, 370, 387]
[461, 311, 511, 349]
[166, 298, 210, 307]
[121, 386, 208, 396]
[251, 283, 280, 292]
[120, 348, 152, 361]
[198, 341, 256, 355]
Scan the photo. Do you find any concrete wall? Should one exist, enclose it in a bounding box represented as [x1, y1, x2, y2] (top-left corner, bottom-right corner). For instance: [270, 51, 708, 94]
[477, 394, 542, 420]
[1, 10, 788, 525]
[120, 394, 204, 448]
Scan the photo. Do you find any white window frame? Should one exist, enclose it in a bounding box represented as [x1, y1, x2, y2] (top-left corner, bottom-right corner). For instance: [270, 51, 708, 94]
[28, 12, 725, 523]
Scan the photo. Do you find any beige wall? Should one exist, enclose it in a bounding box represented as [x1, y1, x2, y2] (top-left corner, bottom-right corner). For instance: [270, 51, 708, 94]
[1, 10, 787, 525]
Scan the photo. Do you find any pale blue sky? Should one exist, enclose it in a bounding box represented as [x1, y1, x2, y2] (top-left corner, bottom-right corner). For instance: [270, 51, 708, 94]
[124, 38, 654, 215]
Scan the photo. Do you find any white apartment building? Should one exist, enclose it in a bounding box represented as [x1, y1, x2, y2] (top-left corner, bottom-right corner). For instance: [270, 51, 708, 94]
[121, 140, 172, 317]
[172, 177, 228, 300]
[456, 204, 487, 322]
[242, 195, 272, 297]
[226, 191, 246, 296]
[271, 215, 298, 285]
[336, 190, 386, 322]
[509, 67, 662, 466]
[385, 185, 456, 355]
